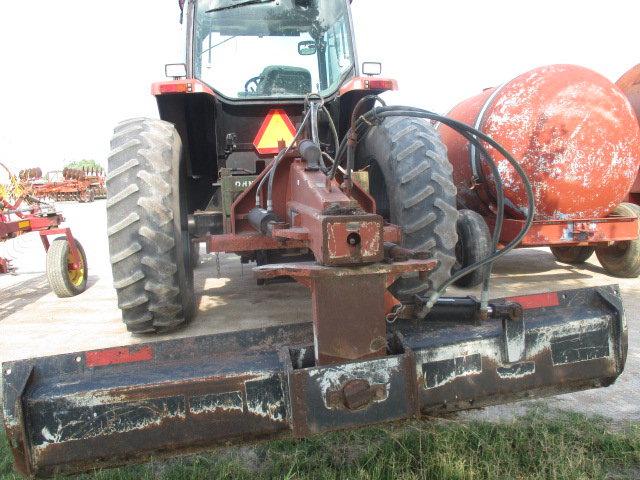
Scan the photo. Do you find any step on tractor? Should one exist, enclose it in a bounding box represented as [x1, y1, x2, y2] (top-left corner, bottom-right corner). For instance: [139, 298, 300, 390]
[2, 1, 629, 477]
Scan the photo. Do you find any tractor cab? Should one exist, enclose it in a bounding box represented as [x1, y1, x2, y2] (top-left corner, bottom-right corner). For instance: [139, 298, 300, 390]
[155, 0, 393, 220]
[193, 0, 356, 99]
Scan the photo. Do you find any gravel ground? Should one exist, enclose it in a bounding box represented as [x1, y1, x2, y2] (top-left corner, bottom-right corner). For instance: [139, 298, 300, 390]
[0, 200, 638, 421]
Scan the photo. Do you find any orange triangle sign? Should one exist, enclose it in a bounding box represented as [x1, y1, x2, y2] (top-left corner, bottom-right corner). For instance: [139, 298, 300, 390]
[253, 109, 297, 155]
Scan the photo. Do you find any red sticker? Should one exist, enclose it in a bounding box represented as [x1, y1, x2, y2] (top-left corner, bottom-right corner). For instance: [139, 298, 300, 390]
[505, 292, 560, 310]
[86, 346, 153, 367]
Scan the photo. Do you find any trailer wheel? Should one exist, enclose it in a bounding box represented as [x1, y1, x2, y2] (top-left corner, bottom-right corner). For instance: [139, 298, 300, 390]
[46, 237, 88, 297]
[357, 117, 458, 302]
[595, 203, 640, 278]
[453, 210, 492, 288]
[550, 246, 595, 264]
[107, 118, 195, 333]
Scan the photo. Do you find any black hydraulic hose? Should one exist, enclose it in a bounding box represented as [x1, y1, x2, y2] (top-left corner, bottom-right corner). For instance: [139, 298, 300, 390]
[329, 96, 386, 181]
[321, 105, 339, 158]
[359, 108, 533, 248]
[350, 94, 387, 129]
[347, 96, 387, 181]
[354, 106, 534, 313]
[464, 136, 504, 311]
[329, 136, 348, 179]
[328, 120, 369, 179]
[259, 109, 311, 210]
[256, 100, 522, 316]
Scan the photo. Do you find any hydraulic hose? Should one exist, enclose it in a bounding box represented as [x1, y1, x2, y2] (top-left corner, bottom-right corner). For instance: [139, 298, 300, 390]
[255, 108, 311, 209]
[256, 100, 529, 318]
[352, 106, 533, 315]
[322, 105, 339, 158]
[266, 108, 312, 211]
[329, 95, 386, 180]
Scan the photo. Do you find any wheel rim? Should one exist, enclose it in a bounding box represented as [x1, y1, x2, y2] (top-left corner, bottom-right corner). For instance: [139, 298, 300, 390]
[67, 251, 85, 286]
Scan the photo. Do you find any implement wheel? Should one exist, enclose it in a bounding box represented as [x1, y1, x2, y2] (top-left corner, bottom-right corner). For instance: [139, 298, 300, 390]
[357, 116, 458, 302]
[46, 237, 88, 297]
[551, 246, 595, 264]
[595, 203, 640, 278]
[453, 209, 492, 288]
[107, 118, 195, 333]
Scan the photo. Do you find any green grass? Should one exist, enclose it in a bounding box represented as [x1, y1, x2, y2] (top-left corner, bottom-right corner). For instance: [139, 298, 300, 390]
[2, 407, 639, 480]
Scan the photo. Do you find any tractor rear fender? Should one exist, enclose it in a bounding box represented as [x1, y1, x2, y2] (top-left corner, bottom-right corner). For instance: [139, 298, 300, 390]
[152, 78, 397, 209]
[2, 285, 627, 478]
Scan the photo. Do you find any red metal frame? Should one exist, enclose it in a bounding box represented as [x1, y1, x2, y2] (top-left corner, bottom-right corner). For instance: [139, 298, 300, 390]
[207, 225, 401, 254]
[256, 259, 436, 365]
[493, 216, 639, 247]
[32, 178, 95, 202]
[0, 198, 82, 272]
[206, 155, 403, 258]
[39, 228, 82, 269]
[202, 133, 433, 366]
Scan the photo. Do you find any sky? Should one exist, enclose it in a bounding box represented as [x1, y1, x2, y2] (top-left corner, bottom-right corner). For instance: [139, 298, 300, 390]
[0, 0, 639, 173]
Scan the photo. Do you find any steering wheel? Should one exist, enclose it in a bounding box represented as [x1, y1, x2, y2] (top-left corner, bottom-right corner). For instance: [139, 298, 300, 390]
[244, 76, 262, 94]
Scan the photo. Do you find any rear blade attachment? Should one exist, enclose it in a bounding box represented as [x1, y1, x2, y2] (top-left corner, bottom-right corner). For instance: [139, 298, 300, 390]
[2, 285, 627, 478]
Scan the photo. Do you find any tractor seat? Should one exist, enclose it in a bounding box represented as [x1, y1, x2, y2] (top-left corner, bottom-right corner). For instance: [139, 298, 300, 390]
[257, 65, 312, 96]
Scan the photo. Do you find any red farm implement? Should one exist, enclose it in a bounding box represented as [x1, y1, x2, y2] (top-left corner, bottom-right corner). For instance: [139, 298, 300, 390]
[0, 163, 88, 296]
[31, 167, 106, 203]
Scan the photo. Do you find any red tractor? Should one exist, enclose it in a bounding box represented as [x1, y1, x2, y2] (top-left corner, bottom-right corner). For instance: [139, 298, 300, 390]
[2, 1, 629, 477]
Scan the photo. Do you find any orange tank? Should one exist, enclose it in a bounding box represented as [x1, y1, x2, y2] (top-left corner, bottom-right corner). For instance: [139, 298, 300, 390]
[616, 64, 640, 203]
[439, 64, 640, 220]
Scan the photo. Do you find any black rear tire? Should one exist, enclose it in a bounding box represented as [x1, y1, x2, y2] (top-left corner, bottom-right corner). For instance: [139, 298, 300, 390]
[595, 203, 640, 278]
[453, 209, 492, 288]
[107, 118, 195, 333]
[357, 116, 458, 302]
[190, 241, 201, 269]
[550, 246, 595, 264]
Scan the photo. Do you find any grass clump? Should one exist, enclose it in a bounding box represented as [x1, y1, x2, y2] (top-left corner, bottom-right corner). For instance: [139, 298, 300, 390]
[2, 407, 639, 480]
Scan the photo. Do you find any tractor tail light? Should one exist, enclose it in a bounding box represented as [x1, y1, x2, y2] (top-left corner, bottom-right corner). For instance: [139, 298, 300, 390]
[158, 82, 192, 94]
[368, 79, 396, 90]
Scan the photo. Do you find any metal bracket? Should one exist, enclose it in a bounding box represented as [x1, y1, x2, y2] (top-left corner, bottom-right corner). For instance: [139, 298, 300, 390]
[493, 302, 526, 364]
[2, 362, 34, 477]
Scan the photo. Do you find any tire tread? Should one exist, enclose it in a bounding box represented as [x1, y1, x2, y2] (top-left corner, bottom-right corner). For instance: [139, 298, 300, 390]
[107, 118, 191, 333]
[358, 116, 458, 301]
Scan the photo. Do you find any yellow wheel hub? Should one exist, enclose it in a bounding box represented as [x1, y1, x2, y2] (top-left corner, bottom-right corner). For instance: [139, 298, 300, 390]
[67, 252, 85, 286]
